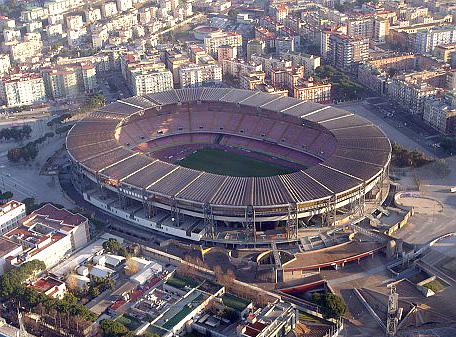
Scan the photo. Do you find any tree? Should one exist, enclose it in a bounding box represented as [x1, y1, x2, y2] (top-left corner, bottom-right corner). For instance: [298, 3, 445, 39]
[311, 293, 347, 319]
[66, 273, 79, 291]
[125, 257, 140, 276]
[103, 238, 122, 253]
[0, 191, 13, 201]
[100, 319, 128, 337]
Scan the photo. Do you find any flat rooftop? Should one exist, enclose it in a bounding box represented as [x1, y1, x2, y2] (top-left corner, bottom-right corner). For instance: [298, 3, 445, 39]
[0, 237, 20, 258]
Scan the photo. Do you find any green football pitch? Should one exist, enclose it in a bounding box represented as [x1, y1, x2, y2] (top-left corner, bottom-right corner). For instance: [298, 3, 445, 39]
[177, 148, 295, 177]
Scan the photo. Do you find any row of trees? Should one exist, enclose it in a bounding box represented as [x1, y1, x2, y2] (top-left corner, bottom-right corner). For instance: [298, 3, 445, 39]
[99, 319, 158, 337]
[0, 260, 96, 328]
[0, 125, 32, 142]
[7, 131, 55, 162]
[391, 143, 433, 168]
[47, 113, 72, 127]
[21, 197, 64, 215]
[0, 190, 13, 202]
[314, 65, 369, 101]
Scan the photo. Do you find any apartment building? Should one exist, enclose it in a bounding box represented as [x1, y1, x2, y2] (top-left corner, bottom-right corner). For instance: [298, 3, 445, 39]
[240, 71, 266, 90]
[165, 50, 191, 85]
[246, 39, 266, 61]
[416, 26, 456, 54]
[271, 66, 304, 89]
[0, 54, 10, 75]
[388, 74, 439, 114]
[42, 62, 97, 99]
[217, 45, 237, 62]
[434, 43, 456, 63]
[346, 15, 374, 39]
[251, 54, 291, 77]
[326, 33, 369, 72]
[0, 237, 22, 275]
[3, 204, 90, 269]
[0, 73, 46, 107]
[222, 59, 263, 78]
[102, 1, 119, 18]
[279, 51, 321, 77]
[179, 63, 222, 88]
[424, 92, 456, 134]
[44, 0, 83, 15]
[271, 4, 288, 22]
[8, 38, 43, 63]
[117, 0, 133, 12]
[204, 32, 242, 57]
[294, 79, 332, 103]
[0, 201, 26, 235]
[373, 17, 389, 43]
[130, 67, 174, 95]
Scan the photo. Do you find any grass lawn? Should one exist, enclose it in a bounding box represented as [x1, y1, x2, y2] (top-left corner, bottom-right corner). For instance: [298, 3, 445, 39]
[166, 275, 199, 289]
[178, 148, 294, 177]
[423, 278, 448, 293]
[116, 314, 142, 331]
[222, 293, 250, 311]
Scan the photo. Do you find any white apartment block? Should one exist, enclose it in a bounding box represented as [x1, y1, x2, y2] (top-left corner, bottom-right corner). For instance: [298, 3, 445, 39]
[117, 0, 133, 12]
[251, 54, 291, 77]
[0, 54, 11, 76]
[25, 21, 43, 33]
[130, 68, 174, 95]
[43, 62, 97, 99]
[102, 1, 119, 18]
[67, 28, 88, 47]
[0, 201, 26, 235]
[0, 237, 22, 275]
[9, 39, 43, 63]
[179, 63, 222, 88]
[294, 81, 332, 103]
[85, 7, 102, 24]
[48, 13, 64, 25]
[44, 0, 82, 15]
[47, 23, 63, 38]
[3, 29, 21, 43]
[222, 59, 263, 78]
[279, 52, 321, 77]
[374, 18, 388, 43]
[66, 15, 83, 30]
[0, 73, 46, 107]
[416, 26, 456, 54]
[204, 32, 242, 57]
[271, 4, 288, 22]
[388, 77, 438, 115]
[21, 6, 49, 22]
[0, 17, 15, 31]
[92, 26, 109, 49]
[346, 16, 374, 39]
[423, 92, 456, 134]
[3, 204, 90, 269]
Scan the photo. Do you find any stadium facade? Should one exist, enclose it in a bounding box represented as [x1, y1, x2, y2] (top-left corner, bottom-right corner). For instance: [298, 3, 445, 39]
[67, 88, 391, 245]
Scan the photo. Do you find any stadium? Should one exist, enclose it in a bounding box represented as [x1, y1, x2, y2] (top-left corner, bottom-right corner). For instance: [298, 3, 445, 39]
[67, 88, 391, 246]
